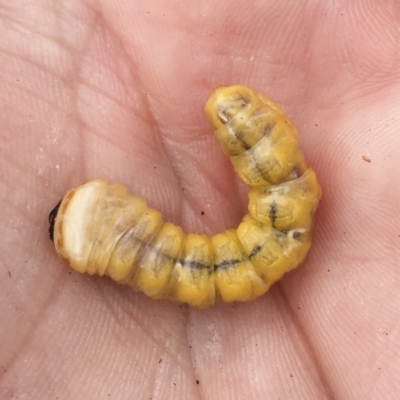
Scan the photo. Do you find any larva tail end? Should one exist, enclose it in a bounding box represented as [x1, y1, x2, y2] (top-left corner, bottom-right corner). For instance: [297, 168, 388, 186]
[48, 200, 62, 242]
[205, 85, 255, 129]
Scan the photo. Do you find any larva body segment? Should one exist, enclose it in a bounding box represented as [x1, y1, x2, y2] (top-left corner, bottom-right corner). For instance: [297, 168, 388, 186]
[49, 85, 322, 309]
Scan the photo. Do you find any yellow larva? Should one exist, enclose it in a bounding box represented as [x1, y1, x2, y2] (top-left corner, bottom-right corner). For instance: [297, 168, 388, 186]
[49, 85, 322, 309]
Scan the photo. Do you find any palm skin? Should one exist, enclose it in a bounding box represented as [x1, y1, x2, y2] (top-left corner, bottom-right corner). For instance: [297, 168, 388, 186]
[1, 1, 399, 399]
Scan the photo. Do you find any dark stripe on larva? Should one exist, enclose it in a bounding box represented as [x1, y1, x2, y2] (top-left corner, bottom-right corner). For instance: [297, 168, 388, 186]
[234, 128, 252, 150]
[232, 111, 273, 153]
[119, 226, 269, 272]
[181, 259, 210, 270]
[249, 245, 262, 258]
[269, 200, 278, 226]
[214, 258, 243, 270]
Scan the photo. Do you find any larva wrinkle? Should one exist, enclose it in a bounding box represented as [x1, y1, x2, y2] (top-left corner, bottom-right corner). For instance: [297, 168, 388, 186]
[49, 85, 322, 308]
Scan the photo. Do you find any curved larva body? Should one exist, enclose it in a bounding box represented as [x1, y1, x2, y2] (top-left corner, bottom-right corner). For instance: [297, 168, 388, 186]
[49, 85, 322, 309]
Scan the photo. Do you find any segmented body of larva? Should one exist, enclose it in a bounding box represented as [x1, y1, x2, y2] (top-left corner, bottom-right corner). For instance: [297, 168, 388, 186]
[49, 85, 322, 308]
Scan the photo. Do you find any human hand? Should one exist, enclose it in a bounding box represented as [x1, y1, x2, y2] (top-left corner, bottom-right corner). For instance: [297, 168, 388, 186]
[1, 1, 399, 399]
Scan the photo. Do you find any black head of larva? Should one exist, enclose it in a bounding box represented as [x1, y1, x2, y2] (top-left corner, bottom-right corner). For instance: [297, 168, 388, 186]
[48, 200, 62, 242]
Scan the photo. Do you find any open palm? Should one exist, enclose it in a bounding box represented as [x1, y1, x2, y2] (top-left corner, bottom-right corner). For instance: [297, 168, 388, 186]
[1, 1, 399, 399]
